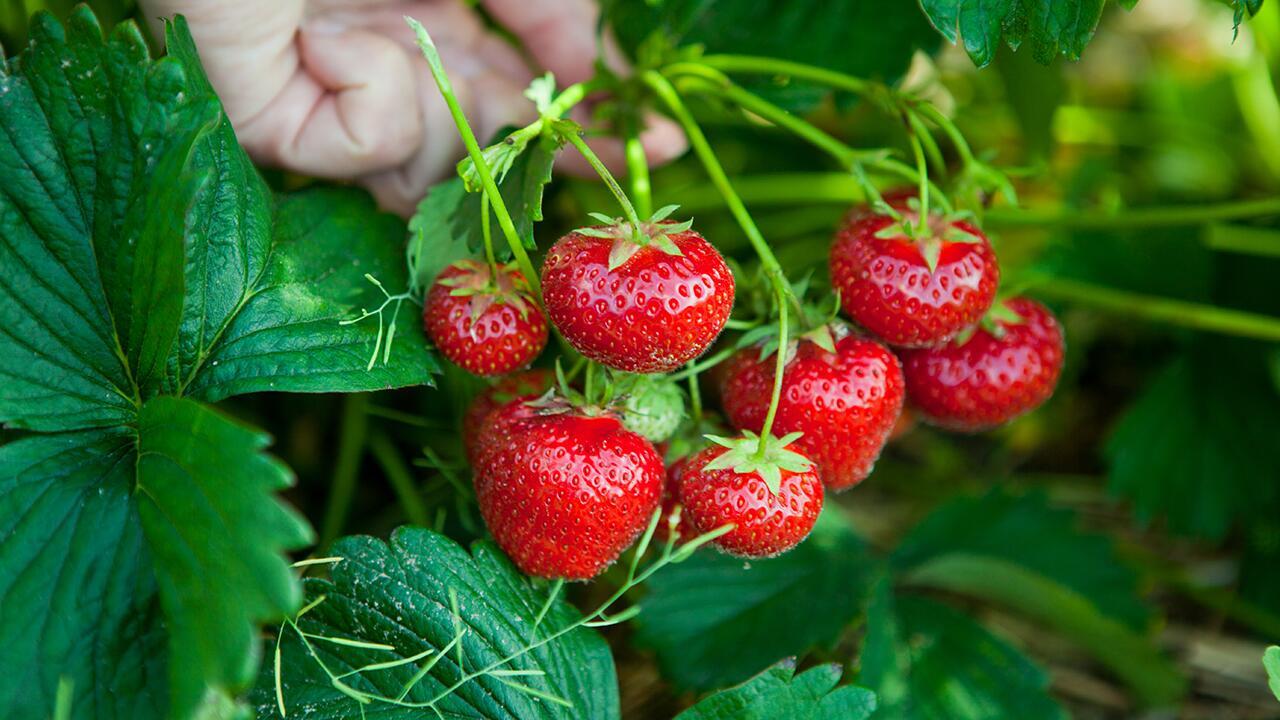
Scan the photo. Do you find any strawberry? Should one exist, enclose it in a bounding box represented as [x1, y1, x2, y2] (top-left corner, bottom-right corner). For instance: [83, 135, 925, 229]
[677, 432, 823, 557]
[424, 260, 547, 377]
[720, 326, 904, 491]
[829, 207, 999, 348]
[621, 378, 686, 443]
[541, 212, 734, 373]
[900, 297, 1064, 432]
[462, 369, 553, 465]
[472, 397, 664, 579]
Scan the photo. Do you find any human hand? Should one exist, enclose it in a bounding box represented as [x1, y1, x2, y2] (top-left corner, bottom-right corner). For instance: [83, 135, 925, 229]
[139, 0, 686, 215]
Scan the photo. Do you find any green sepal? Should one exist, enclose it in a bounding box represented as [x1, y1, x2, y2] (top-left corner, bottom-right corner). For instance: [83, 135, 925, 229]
[702, 431, 814, 496]
[524, 72, 556, 114]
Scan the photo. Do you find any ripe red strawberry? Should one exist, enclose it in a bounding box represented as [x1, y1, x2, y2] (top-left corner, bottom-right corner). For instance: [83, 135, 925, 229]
[720, 326, 904, 491]
[541, 216, 734, 373]
[473, 398, 664, 579]
[830, 208, 999, 348]
[900, 297, 1064, 432]
[677, 433, 823, 557]
[462, 369, 553, 465]
[424, 260, 547, 376]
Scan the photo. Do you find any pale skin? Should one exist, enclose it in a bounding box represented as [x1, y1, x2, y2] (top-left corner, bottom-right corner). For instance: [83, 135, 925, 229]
[139, 0, 686, 216]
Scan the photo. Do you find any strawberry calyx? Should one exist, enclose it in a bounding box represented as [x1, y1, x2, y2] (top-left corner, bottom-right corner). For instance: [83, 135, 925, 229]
[575, 204, 693, 270]
[873, 200, 985, 273]
[438, 259, 537, 325]
[702, 430, 814, 496]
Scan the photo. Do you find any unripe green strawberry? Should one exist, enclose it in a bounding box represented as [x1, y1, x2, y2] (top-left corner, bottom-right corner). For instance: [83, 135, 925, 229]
[621, 379, 685, 443]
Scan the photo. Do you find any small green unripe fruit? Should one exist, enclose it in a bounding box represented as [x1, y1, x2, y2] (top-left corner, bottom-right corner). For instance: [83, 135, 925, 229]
[622, 380, 685, 443]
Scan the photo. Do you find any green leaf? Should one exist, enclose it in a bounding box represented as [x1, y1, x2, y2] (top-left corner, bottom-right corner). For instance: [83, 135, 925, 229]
[634, 511, 877, 690]
[0, 8, 441, 719]
[135, 397, 313, 716]
[893, 490, 1149, 628]
[184, 188, 438, 401]
[603, 0, 939, 112]
[1264, 646, 1280, 702]
[0, 397, 311, 720]
[0, 428, 166, 720]
[920, 0, 1120, 68]
[0, 9, 190, 431]
[408, 133, 556, 291]
[251, 528, 620, 720]
[858, 580, 1067, 720]
[675, 661, 876, 720]
[1107, 347, 1280, 540]
[892, 491, 1183, 706]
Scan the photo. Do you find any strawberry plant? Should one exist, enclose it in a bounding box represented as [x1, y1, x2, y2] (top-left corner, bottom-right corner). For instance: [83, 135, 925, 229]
[3, 1, 1280, 719]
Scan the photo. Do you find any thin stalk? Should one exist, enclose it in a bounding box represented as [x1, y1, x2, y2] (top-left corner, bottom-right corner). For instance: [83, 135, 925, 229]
[1035, 278, 1280, 342]
[906, 119, 930, 234]
[407, 18, 541, 298]
[480, 192, 497, 274]
[697, 54, 874, 97]
[666, 346, 737, 382]
[321, 394, 370, 548]
[642, 71, 795, 307]
[987, 197, 1280, 229]
[624, 123, 653, 217]
[563, 131, 644, 231]
[686, 361, 703, 423]
[756, 286, 788, 459]
[369, 430, 430, 528]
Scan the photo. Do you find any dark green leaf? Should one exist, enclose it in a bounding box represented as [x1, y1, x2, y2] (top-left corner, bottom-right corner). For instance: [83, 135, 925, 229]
[184, 188, 438, 401]
[135, 396, 313, 717]
[0, 429, 166, 720]
[920, 0, 1118, 68]
[252, 528, 619, 720]
[0, 397, 310, 720]
[859, 581, 1067, 720]
[891, 491, 1183, 706]
[676, 661, 876, 720]
[603, 0, 939, 112]
[1107, 347, 1280, 540]
[634, 511, 877, 690]
[0, 9, 192, 431]
[893, 490, 1149, 629]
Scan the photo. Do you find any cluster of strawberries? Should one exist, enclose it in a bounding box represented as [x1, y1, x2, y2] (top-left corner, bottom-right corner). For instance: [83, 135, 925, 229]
[423, 193, 1064, 581]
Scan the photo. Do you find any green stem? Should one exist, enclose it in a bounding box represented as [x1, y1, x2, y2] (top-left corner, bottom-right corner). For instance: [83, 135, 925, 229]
[914, 102, 976, 167]
[584, 361, 597, 404]
[642, 71, 795, 307]
[696, 54, 874, 98]
[480, 192, 497, 274]
[408, 18, 541, 298]
[321, 394, 369, 548]
[368, 430, 430, 528]
[666, 346, 737, 382]
[1035, 278, 1280, 342]
[563, 131, 644, 232]
[756, 285, 788, 457]
[987, 197, 1280, 229]
[906, 119, 931, 234]
[624, 127, 653, 218]
[686, 360, 703, 424]
[661, 172, 1280, 228]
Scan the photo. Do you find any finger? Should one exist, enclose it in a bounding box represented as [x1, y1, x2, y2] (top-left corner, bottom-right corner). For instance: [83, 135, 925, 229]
[240, 22, 423, 176]
[138, 0, 303, 125]
[481, 0, 623, 85]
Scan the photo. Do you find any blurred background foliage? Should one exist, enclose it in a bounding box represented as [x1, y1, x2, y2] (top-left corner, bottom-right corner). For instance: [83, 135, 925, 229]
[5, 0, 1280, 717]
